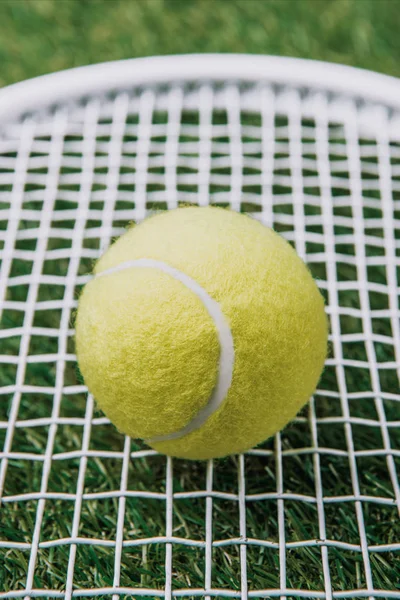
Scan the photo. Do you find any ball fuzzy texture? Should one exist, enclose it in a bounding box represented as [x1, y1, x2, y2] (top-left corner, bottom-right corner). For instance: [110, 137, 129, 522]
[75, 207, 328, 460]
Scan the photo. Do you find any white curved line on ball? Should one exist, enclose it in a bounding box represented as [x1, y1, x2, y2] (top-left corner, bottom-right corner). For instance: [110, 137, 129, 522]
[95, 258, 235, 443]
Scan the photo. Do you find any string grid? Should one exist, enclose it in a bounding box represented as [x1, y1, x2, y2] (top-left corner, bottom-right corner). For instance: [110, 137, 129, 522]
[0, 66, 399, 599]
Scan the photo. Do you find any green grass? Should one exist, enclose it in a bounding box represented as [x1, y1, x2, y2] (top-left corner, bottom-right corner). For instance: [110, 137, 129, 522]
[0, 0, 399, 88]
[0, 0, 400, 596]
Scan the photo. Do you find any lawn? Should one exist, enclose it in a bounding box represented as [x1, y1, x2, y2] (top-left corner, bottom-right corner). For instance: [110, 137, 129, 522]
[0, 0, 399, 88]
[0, 0, 399, 597]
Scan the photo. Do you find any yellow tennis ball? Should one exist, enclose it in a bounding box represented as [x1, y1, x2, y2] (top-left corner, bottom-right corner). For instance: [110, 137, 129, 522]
[75, 206, 327, 460]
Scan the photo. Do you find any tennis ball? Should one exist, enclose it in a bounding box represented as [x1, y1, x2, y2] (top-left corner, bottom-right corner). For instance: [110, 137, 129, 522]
[76, 206, 327, 460]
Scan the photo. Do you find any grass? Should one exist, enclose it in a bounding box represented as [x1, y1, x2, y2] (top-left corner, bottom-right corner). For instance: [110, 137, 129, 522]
[0, 0, 399, 87]
[0, 0, 400, 596]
